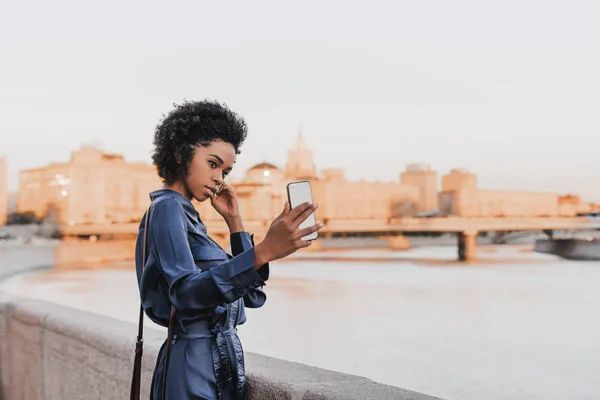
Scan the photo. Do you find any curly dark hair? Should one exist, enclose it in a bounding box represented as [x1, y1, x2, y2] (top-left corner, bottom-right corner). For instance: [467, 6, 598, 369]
[152, 99, 248, 185]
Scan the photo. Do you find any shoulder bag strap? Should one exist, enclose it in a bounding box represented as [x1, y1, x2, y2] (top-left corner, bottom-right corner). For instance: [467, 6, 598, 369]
[130, 205, 177, 400]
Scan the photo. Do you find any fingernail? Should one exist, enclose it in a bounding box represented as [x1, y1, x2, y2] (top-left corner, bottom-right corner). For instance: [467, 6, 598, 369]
[313, 203, 319, 208]
[318, 222, 324, 228]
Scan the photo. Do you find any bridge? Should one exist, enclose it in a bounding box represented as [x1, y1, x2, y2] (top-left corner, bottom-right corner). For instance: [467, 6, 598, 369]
[59, 216, 600, 261]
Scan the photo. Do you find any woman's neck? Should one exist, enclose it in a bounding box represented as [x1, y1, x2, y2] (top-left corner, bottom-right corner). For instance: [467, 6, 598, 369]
[163, 181, 192, 201]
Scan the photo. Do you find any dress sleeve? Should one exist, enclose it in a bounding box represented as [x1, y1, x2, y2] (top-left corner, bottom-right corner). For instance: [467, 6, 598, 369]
[230, 232, 269, 308]
[150, 197, 265, 310]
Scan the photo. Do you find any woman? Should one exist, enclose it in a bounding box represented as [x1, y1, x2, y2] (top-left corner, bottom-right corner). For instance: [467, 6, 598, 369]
[134, 100, 323, 400]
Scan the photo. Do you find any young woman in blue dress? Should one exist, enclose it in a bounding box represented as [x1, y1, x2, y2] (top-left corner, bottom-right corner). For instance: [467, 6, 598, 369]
[133, 100, 323, 400]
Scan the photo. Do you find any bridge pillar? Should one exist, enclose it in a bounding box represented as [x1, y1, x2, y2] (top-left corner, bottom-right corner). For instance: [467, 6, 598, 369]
[386, 235, 411, 250]
[543, 229, 554, 239]
[457, 231, 477, 261]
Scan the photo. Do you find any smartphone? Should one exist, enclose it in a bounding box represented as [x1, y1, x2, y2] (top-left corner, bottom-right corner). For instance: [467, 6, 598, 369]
[286, 180, 319, 241]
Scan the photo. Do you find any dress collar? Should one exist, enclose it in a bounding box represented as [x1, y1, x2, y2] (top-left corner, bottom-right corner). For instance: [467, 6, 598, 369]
[149, 188, 201, 224]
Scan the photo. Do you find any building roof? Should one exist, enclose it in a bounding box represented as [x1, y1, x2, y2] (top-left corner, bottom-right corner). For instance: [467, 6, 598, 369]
[248, 162, 280, 170]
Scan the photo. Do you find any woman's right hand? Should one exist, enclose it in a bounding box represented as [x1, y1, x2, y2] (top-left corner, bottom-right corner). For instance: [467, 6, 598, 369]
[254, 202, 323, 267]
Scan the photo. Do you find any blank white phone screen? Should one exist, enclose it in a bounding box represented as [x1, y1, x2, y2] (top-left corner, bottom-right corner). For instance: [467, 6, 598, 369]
[288, 181, 318, 240]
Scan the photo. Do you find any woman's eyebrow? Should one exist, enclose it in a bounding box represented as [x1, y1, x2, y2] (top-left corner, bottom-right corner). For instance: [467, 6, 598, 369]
[209, 154, 224, 164]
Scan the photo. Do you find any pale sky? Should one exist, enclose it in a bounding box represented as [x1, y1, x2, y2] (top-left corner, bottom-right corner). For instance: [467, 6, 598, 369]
[1, 0, 599, 201]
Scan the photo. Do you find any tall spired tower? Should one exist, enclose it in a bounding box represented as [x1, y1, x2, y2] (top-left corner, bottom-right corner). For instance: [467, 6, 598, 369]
[285, 125, 316, 180]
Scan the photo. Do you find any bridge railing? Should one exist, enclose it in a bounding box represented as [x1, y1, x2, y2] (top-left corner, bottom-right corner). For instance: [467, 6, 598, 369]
[57, 216, 600, 238]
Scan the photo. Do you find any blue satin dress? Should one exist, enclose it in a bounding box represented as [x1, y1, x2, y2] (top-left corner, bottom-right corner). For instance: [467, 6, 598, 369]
[135, 189, 269, 400]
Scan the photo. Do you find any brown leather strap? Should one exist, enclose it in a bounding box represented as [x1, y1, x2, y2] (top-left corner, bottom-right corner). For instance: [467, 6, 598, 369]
[130, 205, 177, 400]
[162, 305, 176, 399]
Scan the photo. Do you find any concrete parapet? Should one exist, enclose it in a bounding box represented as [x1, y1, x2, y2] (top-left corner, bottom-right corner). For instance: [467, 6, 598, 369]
[42, 303, 155, 399]
[0, 294, 13, 400]
[9, 300, 48, 400]
[0, 295, 443, 400]
[245, 354, 437, 400]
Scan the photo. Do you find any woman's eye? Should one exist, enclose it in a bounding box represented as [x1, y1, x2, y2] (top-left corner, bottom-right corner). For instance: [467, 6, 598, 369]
[209, 161, 217, 168]
[222, 171, 228, 178]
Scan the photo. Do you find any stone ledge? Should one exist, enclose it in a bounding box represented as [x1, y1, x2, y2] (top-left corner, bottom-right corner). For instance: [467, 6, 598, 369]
[245, 353, 441, 400]
[0, 296, 443, 400]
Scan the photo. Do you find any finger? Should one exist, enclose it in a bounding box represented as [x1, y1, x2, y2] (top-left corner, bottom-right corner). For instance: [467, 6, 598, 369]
[296, 222, 323, 239]
[292, 203, 319, 228]
[295, 239, 312, 249]
[217, 183, 230, 195]
[287, 202, 316, 222]
[275, 201, 290, 221]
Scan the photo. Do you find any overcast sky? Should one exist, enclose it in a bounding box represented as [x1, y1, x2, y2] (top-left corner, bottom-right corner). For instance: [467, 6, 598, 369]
[1, 0, 599, 201]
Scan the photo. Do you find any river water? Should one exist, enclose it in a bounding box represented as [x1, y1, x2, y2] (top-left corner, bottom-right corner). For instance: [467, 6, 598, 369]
[0, 242, 598, 400]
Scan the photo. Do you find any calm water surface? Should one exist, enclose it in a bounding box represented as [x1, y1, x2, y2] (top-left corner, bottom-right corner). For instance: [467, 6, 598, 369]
[1, 243, 598, 400]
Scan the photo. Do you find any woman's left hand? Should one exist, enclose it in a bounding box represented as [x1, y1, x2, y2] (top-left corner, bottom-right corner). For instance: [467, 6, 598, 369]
[210, 182, 241, 220]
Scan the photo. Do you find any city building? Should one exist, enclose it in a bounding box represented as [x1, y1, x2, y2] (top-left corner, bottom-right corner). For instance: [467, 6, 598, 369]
[312, 171, 419, 221]
[558, 194, 593, 216]
[439, 189, 560, 218]
[436, 168, 590, 218]
[441, 169, 477, 192]
[400, 163, 439, 213]
[17, 146, 161, 225]
[14, 132, 596, 229]
[284, 127, 317, 180]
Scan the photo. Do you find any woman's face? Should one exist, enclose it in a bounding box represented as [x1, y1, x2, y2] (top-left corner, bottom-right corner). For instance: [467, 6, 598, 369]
[184, 140, 236, 202]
